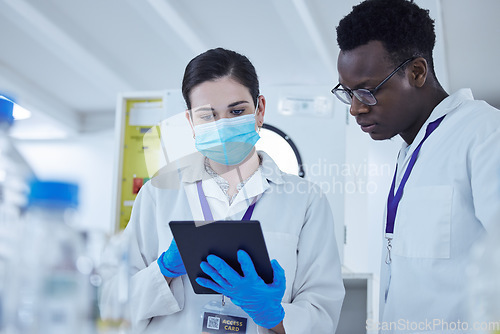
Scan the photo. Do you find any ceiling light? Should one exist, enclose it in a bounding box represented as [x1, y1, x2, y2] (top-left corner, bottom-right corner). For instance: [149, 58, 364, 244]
[13, 104, 31, 120]
[0, 94, 32, 120]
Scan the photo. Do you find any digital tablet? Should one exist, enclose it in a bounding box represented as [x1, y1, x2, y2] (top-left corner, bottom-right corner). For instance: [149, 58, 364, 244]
[169, 220, 273, 294]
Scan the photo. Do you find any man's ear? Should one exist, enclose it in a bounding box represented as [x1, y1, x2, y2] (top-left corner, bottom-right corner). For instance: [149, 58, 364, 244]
[408, 57, 428, 88]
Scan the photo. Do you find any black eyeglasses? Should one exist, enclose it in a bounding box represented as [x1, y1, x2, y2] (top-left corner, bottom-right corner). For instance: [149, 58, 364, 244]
[331, 57, 416, 106]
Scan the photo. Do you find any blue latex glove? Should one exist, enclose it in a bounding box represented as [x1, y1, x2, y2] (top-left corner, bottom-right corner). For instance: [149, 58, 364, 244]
[196, 250, 286, 329]
[157, 239, 186, 278]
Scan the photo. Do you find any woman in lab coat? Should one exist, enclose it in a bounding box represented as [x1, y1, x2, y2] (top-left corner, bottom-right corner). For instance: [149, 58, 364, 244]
[99, 47, 344, 334]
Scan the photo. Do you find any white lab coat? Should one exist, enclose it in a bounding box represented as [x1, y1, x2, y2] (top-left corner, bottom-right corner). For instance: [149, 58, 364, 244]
[378, 89, 500, 333]
[99, 151, 344, 334]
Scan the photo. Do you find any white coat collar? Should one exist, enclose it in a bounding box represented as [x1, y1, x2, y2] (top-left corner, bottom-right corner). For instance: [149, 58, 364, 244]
[179, 150, 286, 186]
[401, 88, 473, 153]
[428, 88, 473, 123]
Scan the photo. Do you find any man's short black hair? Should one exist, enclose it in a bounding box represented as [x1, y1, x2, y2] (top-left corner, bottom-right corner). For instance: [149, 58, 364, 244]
[336, 0, 436, 77]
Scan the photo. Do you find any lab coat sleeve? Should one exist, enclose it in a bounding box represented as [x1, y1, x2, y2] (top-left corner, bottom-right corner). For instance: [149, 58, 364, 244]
[280, 188, 345, 334]
[98, 185, 185, 331]
[470, 126, 500, 231]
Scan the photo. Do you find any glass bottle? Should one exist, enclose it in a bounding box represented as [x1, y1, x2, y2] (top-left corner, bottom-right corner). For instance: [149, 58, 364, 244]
[6, 181, 91, 334]
[0, 96, 33, 333]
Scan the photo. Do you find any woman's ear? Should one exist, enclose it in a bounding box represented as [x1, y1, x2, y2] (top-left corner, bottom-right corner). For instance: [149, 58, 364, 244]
[255, 95, 266, 127]
[409, 57, 428, 88]
[185, 109, 195, 138]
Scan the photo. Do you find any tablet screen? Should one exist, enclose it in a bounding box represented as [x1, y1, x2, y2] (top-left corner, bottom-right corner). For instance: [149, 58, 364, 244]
[169, 220, 273, 294]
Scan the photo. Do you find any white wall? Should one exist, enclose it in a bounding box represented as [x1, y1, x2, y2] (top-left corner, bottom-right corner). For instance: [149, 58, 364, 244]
[260, 85, 346, 261]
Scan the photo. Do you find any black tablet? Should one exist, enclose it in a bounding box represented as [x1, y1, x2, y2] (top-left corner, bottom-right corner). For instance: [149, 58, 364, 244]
[169, 220, 274, 294]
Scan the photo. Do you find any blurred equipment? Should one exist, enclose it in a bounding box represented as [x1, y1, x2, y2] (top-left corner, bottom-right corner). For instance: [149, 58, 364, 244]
[4, 180, 93, 334]
[0, 96, 34, 333]
[112, 90, 192, 231]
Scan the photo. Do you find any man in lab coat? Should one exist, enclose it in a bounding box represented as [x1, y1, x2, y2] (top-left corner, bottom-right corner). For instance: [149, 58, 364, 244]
[333, 0, 500, 332]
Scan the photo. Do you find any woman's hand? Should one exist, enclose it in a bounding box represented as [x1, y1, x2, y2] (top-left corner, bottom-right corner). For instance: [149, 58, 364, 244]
[157, 239, 186, 278]
[196, 250, 286, 329]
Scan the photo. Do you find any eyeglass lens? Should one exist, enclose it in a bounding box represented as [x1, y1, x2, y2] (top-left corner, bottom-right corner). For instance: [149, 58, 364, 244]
[334, 88, 376, 106]
[333, 90, 352, 104]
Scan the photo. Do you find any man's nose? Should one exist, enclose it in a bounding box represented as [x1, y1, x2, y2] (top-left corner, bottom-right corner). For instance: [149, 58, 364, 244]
[349, 96, 370, 116]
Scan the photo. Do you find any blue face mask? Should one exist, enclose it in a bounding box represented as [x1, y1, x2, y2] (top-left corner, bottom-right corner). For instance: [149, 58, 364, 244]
[193, 112, 261, 166]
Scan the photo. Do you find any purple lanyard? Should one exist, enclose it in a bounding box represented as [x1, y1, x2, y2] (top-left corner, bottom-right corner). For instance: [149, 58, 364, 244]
[196, 181, 256, 221]
[386, 115, 445, 236]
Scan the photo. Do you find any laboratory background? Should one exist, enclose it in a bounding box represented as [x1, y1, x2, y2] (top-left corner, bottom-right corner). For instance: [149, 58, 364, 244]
[1, 0, 499, 333]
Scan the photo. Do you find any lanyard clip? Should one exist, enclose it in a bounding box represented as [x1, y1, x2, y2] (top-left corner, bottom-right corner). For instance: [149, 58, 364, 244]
[385, 237, 393, 265]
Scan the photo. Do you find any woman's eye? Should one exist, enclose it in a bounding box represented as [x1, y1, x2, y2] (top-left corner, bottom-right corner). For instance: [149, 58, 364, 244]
[231, 109, 245, 116]
[200, 113, 214, 121]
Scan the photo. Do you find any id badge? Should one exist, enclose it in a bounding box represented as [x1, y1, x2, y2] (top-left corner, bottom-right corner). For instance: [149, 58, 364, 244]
[200, 297, 248, 334]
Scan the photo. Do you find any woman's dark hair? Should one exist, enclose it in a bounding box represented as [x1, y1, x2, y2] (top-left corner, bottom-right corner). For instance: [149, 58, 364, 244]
[336, 0, 437, 78]
[182, 48, 259, 110]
